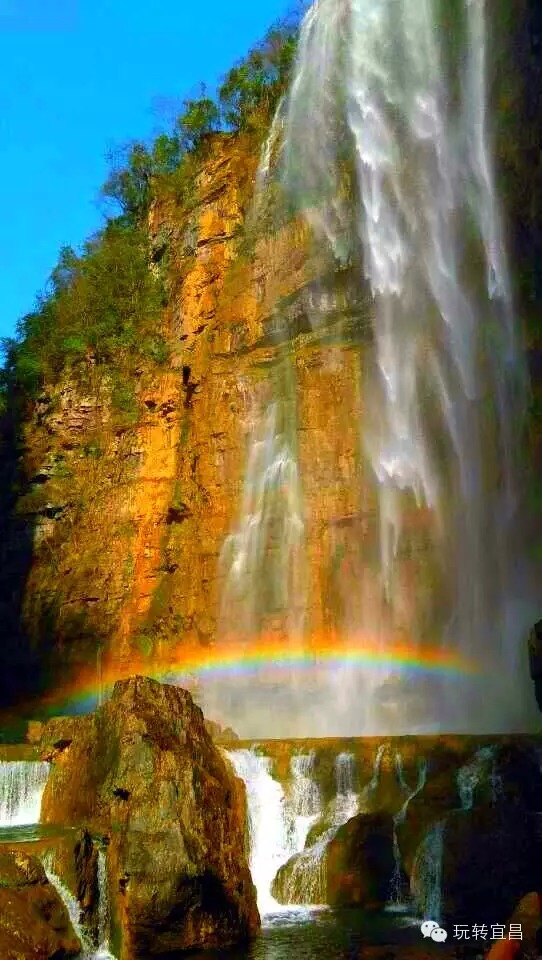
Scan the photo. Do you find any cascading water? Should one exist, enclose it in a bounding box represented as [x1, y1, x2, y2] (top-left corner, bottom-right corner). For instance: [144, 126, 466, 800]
[207, 364, 311, 738]
[331, 752, 359, 823]
[226, 748, 313, 913]
[457, 745, 499, 809]
[43, 856, 88, 949]
[411, 819, 445, 923]
[390, 756, 427, 906]
[0, 761, 50, 827]
[289, 752, 322, 849]
[277, 752, 362, 905]
[358, 744, 386, 810]
[394, 753, 412, 798]
[269, 0, 532, 732]
[42, 850, 115, 960]
[219, 380, 305, 642]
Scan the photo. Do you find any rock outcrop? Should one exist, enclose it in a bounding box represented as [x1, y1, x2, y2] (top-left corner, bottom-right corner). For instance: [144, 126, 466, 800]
[325, 812, 395, 908]
[271, 812, 395, 908]
[0, 849, 81, 960]
[410, 742, 542, 926]
[41, 676, 259, 958]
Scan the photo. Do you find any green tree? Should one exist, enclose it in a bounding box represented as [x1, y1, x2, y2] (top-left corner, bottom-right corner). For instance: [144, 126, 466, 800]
[176, 96, 221, 152]
[219, 23, 298, 132]
[101, 142, 154, 221]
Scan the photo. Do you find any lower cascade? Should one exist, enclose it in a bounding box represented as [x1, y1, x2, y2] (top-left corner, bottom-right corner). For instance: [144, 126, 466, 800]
[226, 749, 306, 912]
[412, 820, 445, 924]
[390, 756, 427, 906]
[0, 761, 50, 827]
[230, 747, 383, 909]
[43, 849, 114, 960]
[457, 746, 499, 809]
[276, 752, 363, 905]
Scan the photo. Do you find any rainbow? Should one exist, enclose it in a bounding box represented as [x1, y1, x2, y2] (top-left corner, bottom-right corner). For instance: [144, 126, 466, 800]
[34, 633, 480, 718]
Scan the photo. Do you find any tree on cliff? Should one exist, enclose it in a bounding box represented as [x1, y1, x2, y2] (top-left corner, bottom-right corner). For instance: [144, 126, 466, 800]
[219, 19, 298, 132]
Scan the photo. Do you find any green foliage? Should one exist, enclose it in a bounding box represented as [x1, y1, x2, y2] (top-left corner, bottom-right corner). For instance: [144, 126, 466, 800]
[4, 220, 166, 399]
[2, 12, 302, 419]
[135, 630, 154, 658]
[101, 143, 154, 221]
[176, 96, 221, 152]
[219, 24, 298, 132]
[82, 440, 103, 459]
[109, 376, 138, 422]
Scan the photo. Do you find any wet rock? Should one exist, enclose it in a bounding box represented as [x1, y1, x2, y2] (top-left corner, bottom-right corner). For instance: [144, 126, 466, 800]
[272, 812, 395, 908]
[0, 848, 81, 959]
[41, 676, 259, 958]
[411, 805, 541, 929]
[326, 812, 396, 908]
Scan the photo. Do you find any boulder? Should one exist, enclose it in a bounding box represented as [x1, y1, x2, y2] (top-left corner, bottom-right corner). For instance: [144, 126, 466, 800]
[326, 812, 396, 908]
[41, 676, 259, 958]
[33, 716, 85, 762]
[272, 812, 395, 908]
[0, 848, 81, 959]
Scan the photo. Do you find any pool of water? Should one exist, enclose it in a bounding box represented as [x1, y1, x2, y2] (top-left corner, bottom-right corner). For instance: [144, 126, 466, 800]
[182, 907, 440, 960]
[0, 824, 76, 843]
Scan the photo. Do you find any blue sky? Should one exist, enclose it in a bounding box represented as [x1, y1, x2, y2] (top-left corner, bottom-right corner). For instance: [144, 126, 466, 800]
[0, 0, 293, 341]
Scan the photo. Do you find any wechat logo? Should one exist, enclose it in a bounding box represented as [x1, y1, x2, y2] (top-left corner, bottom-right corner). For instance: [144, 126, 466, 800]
[421, 919, 448, 942]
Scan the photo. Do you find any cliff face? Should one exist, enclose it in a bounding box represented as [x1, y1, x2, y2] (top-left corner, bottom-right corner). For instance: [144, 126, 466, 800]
[0, 134, 440, 706]
[1, 6, 542, 714]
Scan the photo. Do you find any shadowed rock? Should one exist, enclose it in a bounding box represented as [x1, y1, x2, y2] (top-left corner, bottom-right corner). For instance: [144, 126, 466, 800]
[0, 848, 81, 959]
[272, 811, 395, 908]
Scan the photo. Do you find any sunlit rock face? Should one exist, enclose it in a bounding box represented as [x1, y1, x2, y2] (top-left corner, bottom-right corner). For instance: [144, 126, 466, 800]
[41, 677, 259, 959]
[0, 849, 81, 958]
[1, 5, 541, 737]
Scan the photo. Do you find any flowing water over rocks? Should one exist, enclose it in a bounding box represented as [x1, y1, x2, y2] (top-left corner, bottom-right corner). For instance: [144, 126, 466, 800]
[0, 761, 50, 827]
[390, 757, 427, 906]
[43, 851, 115, 960]
[226, 748, 322, 912]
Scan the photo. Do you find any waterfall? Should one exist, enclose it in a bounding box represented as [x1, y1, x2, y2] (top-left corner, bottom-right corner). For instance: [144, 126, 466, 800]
[394, 752, 413, 797]
[43, 850, 115, 960]
[331, 752, 359, 823]
[358, 744, 386, 810]
[43, 857, 89, 953]
[290, 752, 322, 849]
[226, 748, 302, 913]
[219, 394, 305, 641]
[277, 751, 362, 905]
[390, 756, 427, 906]
[0, 761, 50, 827]
[457, 745, 497, 809]
[412, 820, 445, 923]
[276, 0, 530, 731]
[278, 826, 337, 905]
